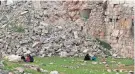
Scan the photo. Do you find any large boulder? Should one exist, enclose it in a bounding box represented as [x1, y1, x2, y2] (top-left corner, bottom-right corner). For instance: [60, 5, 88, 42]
[6, 55, 21, 62]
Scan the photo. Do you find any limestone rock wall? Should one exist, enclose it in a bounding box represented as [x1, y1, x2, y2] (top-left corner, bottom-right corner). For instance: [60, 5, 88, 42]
[105, 1, 134, 58]
[0, 1, 134, 58]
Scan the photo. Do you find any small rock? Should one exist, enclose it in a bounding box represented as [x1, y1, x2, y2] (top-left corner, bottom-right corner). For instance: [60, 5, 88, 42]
[6, 0, 13, 5]
[40, 22, 49, 27]
[107, 69, 111, 72]
[49, 62, 54, 65]
[25, 50, 31, 54]
[40, 69, 48, 73]
[15, 67, 24, 73]
[111, 30, 119, 37]
[1, 24, 7, 28]
[59, 52, 68, 57]
[83, 49, 89, 53]
[56, 26, 62, 29]
[113, 69, 119, 72]
[128, 71, 134, 74]
[119, 69, 123, 72]
[50, 71, 59, 74]
[32, 41, 41, 48]
[112, 54, 118, 58]
[105, 64, 109, 67]
[73, 31, 78, 39]
[16, 48, 23, 54]
[42, 30, 48, 34]
[92, 62, 97, 64]
[102, 62, 107, 64]
[8, 72, 14, 74]
[20, 11, 28, 15]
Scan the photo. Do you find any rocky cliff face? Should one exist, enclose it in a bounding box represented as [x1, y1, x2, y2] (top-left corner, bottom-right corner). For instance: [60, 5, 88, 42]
[105, 1, 134, 58]
[0, 1, 134, 58]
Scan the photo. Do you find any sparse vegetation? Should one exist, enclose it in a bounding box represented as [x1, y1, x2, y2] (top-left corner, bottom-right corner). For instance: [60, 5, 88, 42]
[96, 38, 112, 50]
[2, 57, 134, 74]
[12, 25, 25, 33]
[80, 9, 91, 20]
[9, 22, 25, 33]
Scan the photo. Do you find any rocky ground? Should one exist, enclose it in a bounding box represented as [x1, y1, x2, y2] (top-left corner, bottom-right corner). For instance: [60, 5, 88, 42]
[0, 1, 134, 74]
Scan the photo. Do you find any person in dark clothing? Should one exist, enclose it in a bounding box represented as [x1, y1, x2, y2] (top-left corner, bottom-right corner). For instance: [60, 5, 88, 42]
[26, 54, 34, 62]
[21, 55, 26, 62]
[84, 54, 90, 60]
[25, 54, 30, 62]
[29, 54, 34, 62]
[91, 55, 96, 61]
[21, 54, 34, 62]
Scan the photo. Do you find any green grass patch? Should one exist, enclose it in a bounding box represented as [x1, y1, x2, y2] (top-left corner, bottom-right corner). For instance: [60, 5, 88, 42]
[2, 57, 133, 74]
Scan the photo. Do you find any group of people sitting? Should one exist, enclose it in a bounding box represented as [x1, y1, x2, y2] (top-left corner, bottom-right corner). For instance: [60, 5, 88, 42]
[21, 54, 34, 62]
[84, 54, 97, 61]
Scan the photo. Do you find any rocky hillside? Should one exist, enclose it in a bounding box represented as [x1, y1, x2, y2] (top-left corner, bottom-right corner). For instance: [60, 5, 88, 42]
[0, 1, 134, 58]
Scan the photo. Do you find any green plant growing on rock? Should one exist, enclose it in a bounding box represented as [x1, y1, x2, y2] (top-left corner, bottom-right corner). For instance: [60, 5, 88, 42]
[9, 22, 25, 33]
[96, 38, 112, 50]
[80, 9, 91, 21]
[12, 25, 25, 33]
[96, 38, 112, 56]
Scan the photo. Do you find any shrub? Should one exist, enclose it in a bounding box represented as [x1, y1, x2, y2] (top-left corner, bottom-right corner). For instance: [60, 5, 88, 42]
[12, 25, 25, 33]
[96, 38, 112, 50]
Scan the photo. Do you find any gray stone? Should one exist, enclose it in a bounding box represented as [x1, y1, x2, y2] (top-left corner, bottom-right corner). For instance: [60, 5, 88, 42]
[20, 40, 30, 45]
[6, 0, 13, 5]
[73, 31, 78, 39]
[15, 67, 24, 73]
[31, 53, 36, 57]
[22, 47, 28, 53]
[59, 51, 68, 57]
[32, 41, 41, 48]
[25, 50, 31, 54]
[20, 11, 28, 15]
[42, 29, 49, 34]
[128, 71, 134, 74]
[83, 49, 89, 53]
[39, 51, 45, 55]
[16, 48, 22, 54]
[50, 71, 59, 74]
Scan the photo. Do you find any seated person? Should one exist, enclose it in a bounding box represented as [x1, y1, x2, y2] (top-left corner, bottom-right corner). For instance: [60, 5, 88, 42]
[26, 54, 34, 62]
[21, 54, 34, 62]
[29, 54, 34, 62]
[91, 55, 96, 61]
[84, 54, 90, 61]
[21, 55, 26, 62]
